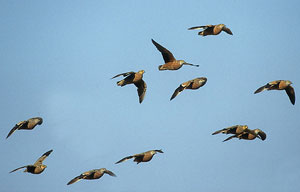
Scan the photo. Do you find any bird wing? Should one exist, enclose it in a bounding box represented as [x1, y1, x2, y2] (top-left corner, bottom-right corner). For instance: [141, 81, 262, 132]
[170, 81, 192, 101]
[151, 39, 176, 63]
[104, 169, 117, 177]
[222, 26, 233, 35]
[9, 165, 27, 173]
[67, 170, 92, 185]
[6, 121, 24, 139]
[188, 25, 213, 30]
[285, 85, 295, 105]
[34, 149, 53, 166]
[254, 84, 268, 94]
[134, 80, 147, 103]
[223, 135, 237, 142]
[115, 155, 134, 164]
[111, 72, 135, 79]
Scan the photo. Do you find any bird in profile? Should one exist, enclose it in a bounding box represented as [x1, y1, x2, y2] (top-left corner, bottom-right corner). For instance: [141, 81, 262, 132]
[115, 149, 163, 164]
[223, 129, 267, 142]
[6, 117, 43, 139]
[151, 39, 199, 70]
[67, 168, 116, 185]
[212, 125, 266, 142]
[9, 149, 53, 174]
[170, 77, 207, 100]
[254, 80, 295, 105]
[112, 70, 147, 103]
[212, 125, 248, 136]
[188, 24, 233, 36]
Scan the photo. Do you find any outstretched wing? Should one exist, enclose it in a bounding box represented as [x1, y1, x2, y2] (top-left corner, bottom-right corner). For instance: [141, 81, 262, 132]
[151, 39, 176, 63]
[134, 80, 147, 103]
[188, 25, 213, 30]
[223, 135, 237, 142]
[285, 86, 295, 105]
[115, 155, 134, 164]
[254, 84, 269, 94]
[67, 170, 92, 185]
[34, 149, 53, 166]
[6, 121, 26, 139]
[9, 165, 27, 173]
[111, 72, 135, 79]
[170, 81, 192, 101]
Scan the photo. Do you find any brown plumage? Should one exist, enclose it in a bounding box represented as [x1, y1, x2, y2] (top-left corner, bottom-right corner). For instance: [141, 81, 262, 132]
[6, 117, 43, 139]
[212, 125, 248, 136]
[151, 39, 199, 70]
[254, 80, 295, 105]
[188, 24, 233, 36]
[223, 129, 267, 142]
[9, 149, 53, 174]
[170, 77, 207, 100]
[112, 70, 147, 103]
[115, 149, 163, 164]
[67, 168, 116, 185]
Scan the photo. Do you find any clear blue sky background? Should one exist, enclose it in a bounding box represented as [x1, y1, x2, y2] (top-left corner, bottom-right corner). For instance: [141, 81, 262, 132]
[1, 1, 300, 192]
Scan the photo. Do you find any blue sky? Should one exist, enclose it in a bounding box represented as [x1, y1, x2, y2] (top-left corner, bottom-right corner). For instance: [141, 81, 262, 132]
[1, 0, 300, 191]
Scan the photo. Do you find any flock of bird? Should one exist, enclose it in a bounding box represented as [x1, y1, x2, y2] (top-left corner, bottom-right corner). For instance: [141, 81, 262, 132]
[6, 24, 296, 187]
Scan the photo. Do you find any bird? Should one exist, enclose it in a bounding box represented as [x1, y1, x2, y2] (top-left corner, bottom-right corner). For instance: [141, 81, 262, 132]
[188, 24, 233, 36]
[254, 80, 295, 105]
[9, 149, 53, 174]
[115, 149, 163, 164]
[67, 168, 116, 185]
[112, 70, 147, 103]
[6, 117, 43, 139]
[170, 77, 207, 100]
[151, 39, 199, 70]
[223, 129, 267, 142]
[212, 125, 248, 136]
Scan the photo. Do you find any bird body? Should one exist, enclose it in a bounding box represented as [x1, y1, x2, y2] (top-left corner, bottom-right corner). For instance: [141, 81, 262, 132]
[67, 168, 116, 185]
[254, 80, 295, 105]
[10, 149, 53, 174]
[170, 77, 207, 100]
[112, 70, 147, 103]
[115, 149, 163, 164]
[6, 117, 43, 139]
[188, 24, 233, 36]
[151, 39, 199, 70]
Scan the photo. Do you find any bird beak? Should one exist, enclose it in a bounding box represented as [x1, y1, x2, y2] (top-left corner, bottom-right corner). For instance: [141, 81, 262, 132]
[184, 63, 199, 67]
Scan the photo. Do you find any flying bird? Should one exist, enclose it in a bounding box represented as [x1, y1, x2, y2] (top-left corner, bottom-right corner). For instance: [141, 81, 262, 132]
[254, 80, 295, 105]
[67, 168, 116, 185]
[9, 149, 53, 174]
[151, 39, 199, 70]
[112, 70, 147, 103]
[115, 149, 163, 164]
[6, 117, 43, 139]
[188, 24, 233, 36]
[170, 77, 207, 100]
[223, 129, 267, 142]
